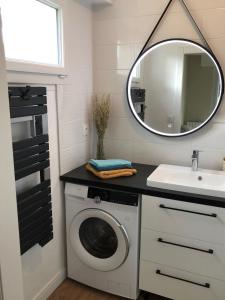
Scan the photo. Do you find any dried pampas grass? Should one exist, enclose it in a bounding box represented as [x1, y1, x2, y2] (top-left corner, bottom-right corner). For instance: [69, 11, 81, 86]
[93, 94, 110, 136]
[93, 94, 110, 159]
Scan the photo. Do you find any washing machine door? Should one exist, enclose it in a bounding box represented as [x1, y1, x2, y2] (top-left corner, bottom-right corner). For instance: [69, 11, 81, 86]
[69, 208, 129, 271]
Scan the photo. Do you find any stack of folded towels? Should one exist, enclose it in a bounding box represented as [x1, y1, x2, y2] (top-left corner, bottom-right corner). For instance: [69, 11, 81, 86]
[86, 159, 137, 179]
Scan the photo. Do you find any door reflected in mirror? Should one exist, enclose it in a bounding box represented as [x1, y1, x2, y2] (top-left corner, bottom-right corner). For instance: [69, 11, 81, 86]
[127, 39, 224, 137]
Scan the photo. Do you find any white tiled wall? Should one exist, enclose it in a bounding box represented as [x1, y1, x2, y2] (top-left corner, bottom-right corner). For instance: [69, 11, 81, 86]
[58, 0, 93, 174]
[93, 0, 225, 170]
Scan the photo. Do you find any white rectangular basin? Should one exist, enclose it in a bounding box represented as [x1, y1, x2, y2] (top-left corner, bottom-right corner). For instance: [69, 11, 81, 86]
[147, 164, 225, 198]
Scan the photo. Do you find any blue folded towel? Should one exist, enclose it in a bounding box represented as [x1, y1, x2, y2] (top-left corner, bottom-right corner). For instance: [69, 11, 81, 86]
[89, 159, 132, 171]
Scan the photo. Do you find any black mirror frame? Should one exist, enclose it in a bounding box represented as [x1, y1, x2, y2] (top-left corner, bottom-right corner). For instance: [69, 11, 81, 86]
[126, 38, 224, 137]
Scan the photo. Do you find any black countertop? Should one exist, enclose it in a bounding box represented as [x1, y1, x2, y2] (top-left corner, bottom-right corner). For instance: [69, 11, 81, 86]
[60, 163, 225, 208]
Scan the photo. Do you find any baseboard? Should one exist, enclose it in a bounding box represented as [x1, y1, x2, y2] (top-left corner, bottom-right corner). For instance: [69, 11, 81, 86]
[32, 269, 66, 300]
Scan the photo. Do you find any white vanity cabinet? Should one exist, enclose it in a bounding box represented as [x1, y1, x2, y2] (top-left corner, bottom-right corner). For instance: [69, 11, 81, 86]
[139, 195, 225, 300]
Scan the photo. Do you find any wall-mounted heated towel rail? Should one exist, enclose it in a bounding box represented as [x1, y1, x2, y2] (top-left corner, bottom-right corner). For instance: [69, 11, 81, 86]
[9, 86, 53, 255]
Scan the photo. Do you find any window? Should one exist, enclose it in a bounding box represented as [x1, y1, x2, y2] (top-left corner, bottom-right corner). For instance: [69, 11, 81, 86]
[0, 0, 62, 66]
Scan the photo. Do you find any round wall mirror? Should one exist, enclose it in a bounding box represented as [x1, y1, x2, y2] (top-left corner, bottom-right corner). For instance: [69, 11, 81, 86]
[127, 39, 224, 137]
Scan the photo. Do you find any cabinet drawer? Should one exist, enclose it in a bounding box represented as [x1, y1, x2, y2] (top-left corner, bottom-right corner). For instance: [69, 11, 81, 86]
[142, 196, 225, 245]
[141, 229, 225, 281]
[139, 260, 225, 300]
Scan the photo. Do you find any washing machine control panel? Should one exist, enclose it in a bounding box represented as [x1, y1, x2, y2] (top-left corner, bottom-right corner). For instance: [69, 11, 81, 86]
[87, 187, 138, 206]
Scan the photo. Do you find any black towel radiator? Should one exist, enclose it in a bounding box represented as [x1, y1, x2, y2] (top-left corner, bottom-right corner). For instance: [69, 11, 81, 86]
[9, 86, 53, 255]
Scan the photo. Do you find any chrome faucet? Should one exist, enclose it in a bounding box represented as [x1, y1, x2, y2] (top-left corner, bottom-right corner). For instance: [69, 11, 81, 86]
[192, 150, 199, 171]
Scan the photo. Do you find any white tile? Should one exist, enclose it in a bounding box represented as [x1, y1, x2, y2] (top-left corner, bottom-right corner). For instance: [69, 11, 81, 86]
[59, 120, 88, 150]
[94, 18, 137, 45]
[132, 140, 193, 166]
[94, 44, 116, 70]
[60, 142, 90, 174]
[213, 95, 225, 123]
[116, 44, 135, 69]
[105, 117, 134, 140]
[94, 69, 128, 94]
[93, 0, 138, 20]
[202, 8, 225, 38]
[155, 11, 202, 40]
[51, 1, 93, 176]
[65, 0, 92, 44]
[110, 93, 130, 118]
[191, 123, 225, 151]
[188, 0, 225, 11]
[133, 43, 143, 58]
[110, 69, 129, 94]
[197, 149, 225, 170]
[137, 0, 181, 16]
[131, 12, 202, 46]
[66, 68, 93, 93]
[67, 40, 93, 72]
[61, 91, 92, 122]
[133, 14, 159, 44]
[104, 138, 133, 160]
[94, 70, 112, 93]
[94, 44, 135, 70]
[209, 37, 225, 73]
[132, 142, 225, 171]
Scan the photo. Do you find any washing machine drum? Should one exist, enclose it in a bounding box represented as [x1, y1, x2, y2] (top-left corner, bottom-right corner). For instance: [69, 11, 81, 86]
[69, 208, 129, 271]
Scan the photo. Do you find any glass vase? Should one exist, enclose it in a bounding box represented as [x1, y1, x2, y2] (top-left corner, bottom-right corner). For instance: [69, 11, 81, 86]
[96, 134, 105, 160]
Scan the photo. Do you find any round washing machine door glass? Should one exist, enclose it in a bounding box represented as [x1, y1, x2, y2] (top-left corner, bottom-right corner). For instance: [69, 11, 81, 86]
[69, 208, 129, 271]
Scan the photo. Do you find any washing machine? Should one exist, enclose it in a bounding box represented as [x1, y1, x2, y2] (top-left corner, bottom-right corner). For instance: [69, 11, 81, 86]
[65, 183, 140, 299]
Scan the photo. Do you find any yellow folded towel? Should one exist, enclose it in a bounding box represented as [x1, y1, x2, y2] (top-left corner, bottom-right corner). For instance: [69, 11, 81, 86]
[85, 163, 137, 179]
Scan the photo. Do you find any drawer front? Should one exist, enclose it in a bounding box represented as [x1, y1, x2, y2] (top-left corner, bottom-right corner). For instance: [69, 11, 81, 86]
[142, 195, 225, 245]
[139, 260, 225, 300]
[141, 229, 225, 281]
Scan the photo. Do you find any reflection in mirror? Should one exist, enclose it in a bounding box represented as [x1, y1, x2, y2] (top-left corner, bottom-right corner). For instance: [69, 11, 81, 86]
[127, 39, 223, 137]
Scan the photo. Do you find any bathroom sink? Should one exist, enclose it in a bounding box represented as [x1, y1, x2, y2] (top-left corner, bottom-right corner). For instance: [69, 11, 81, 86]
[147, 164, 225, 197]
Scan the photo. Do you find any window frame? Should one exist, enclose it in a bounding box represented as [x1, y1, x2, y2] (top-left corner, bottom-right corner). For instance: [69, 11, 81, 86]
[3, 0, 65, 76]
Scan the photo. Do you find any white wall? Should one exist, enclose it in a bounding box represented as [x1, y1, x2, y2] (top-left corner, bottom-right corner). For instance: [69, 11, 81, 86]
[93, 0, 225, 170]
[0, 0, 93, 299]
[0, 13, 24, 300]
[58, 0, 93, 174]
